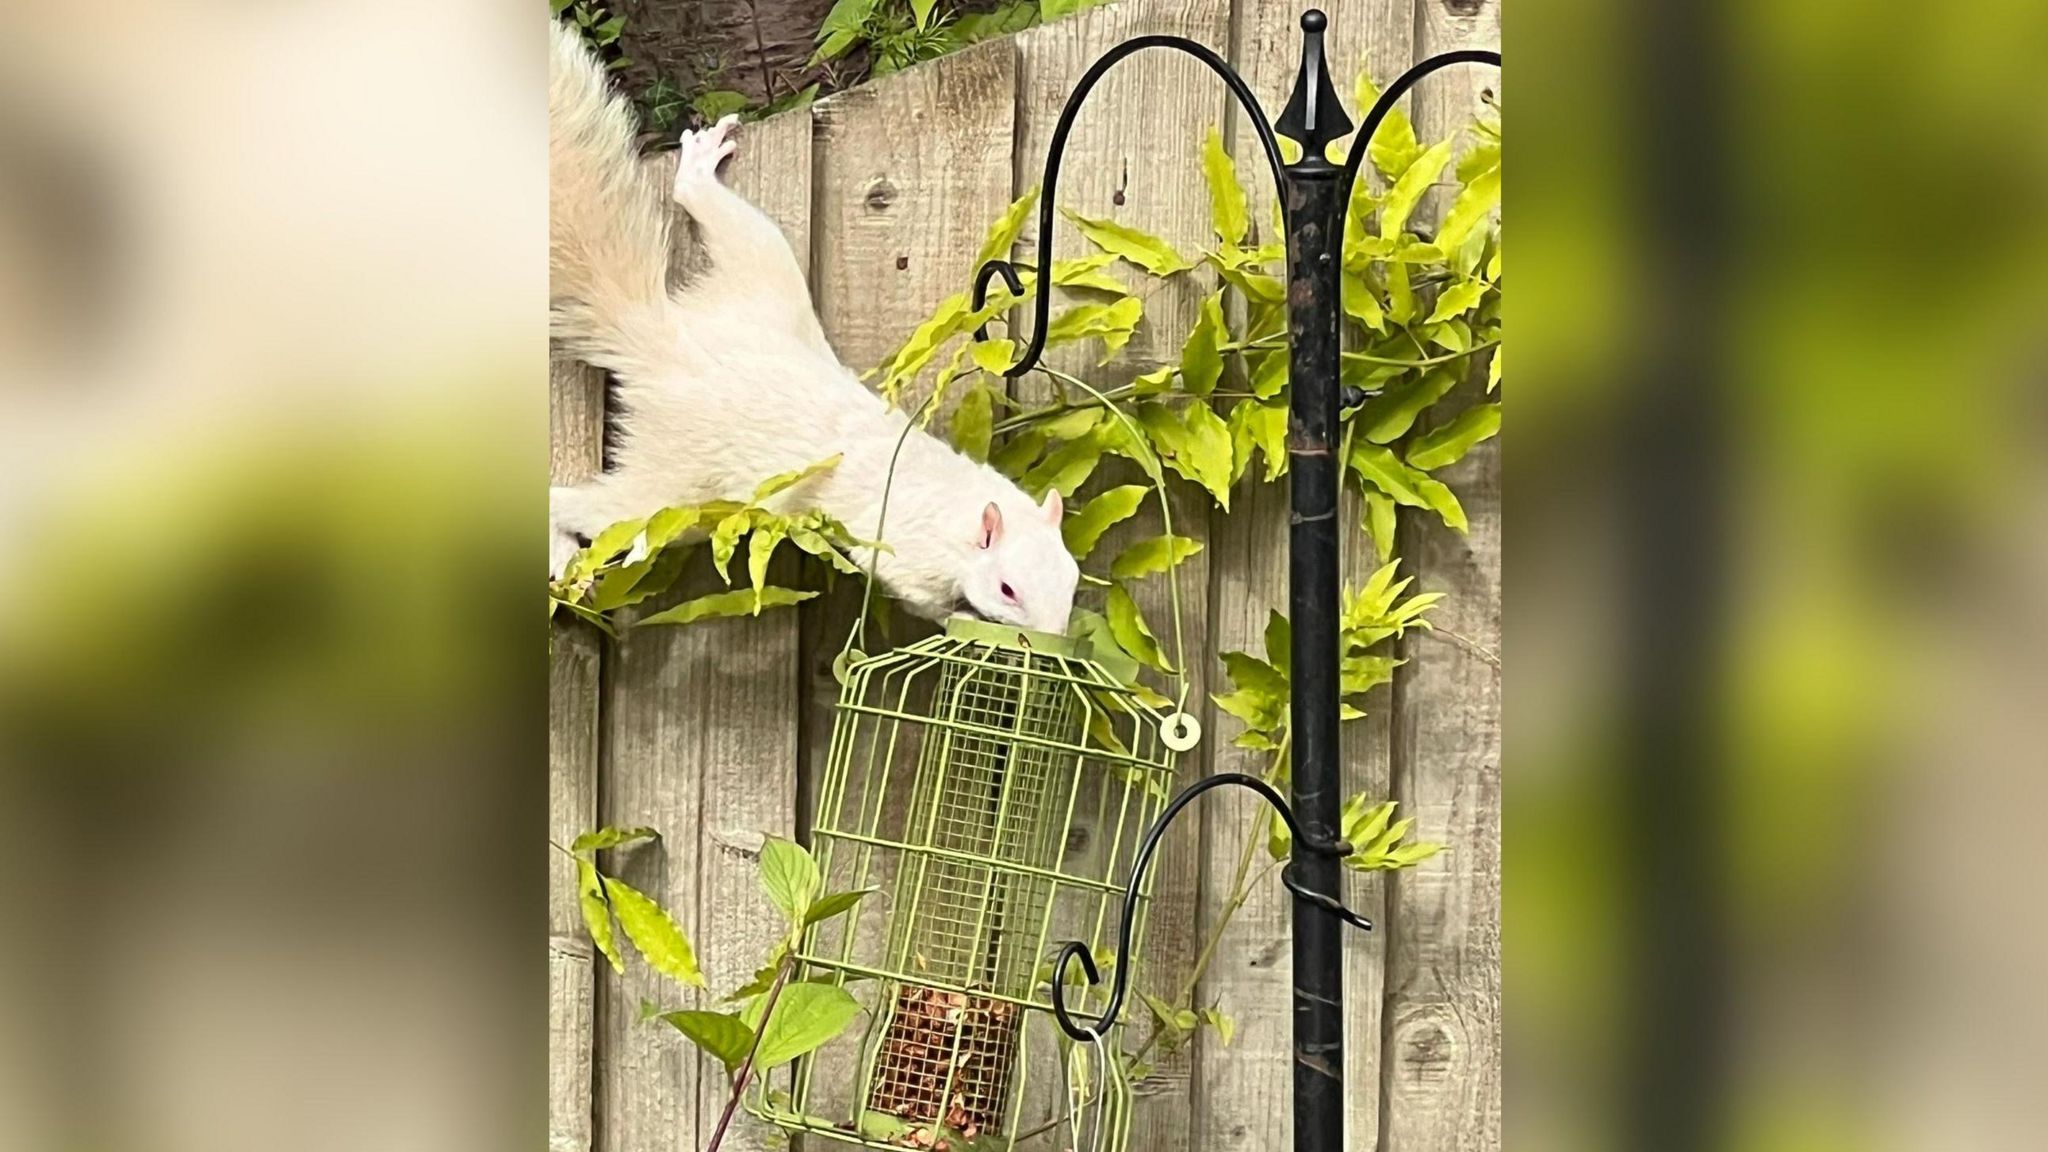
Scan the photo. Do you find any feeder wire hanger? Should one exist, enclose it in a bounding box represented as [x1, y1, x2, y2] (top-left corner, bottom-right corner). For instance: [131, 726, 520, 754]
[966, 11, 1499, 1152]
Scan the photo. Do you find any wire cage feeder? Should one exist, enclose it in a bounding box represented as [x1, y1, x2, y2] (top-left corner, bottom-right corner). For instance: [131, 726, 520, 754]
[748, 617, 1182, 1150]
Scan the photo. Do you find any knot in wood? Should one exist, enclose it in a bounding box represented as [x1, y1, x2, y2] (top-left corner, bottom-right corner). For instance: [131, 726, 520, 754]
[864, 178, 898, 211]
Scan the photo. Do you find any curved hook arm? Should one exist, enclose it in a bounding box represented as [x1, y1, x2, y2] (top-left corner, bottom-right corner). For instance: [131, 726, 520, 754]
[1333, 50, 1502, 324]
[1048, 772, 1372, 1043]
[971, 37, 1291, 378]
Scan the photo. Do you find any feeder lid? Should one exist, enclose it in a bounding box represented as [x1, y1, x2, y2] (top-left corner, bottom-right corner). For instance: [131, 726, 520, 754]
[942, 616, 1146, 688]
[944, 615, 1076, 656]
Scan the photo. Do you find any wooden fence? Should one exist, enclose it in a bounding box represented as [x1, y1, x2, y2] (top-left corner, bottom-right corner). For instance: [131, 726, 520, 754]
[548, 1, 1500, 1149]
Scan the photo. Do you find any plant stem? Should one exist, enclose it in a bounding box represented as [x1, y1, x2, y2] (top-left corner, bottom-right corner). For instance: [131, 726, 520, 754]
[1119, 734, 1290, 1071]
[703, 953, 793, 1152]
[1343, 339, 1499, 369]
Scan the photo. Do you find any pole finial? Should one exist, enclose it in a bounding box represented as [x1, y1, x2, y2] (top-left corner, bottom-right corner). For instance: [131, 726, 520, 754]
[1275, 9, 1353, 162]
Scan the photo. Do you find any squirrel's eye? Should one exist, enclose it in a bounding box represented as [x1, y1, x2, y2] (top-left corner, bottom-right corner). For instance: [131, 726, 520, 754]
[1000, 583, 1016, 600]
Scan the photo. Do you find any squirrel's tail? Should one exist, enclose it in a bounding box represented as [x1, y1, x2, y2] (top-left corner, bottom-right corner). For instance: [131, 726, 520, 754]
[550, 20, 674, 377]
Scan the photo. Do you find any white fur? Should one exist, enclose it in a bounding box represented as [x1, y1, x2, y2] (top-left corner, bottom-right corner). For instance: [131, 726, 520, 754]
[547, 25, 1077, 633]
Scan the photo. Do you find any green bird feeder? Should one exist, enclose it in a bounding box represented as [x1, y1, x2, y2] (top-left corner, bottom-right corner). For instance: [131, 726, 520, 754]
[748, 617, 1188, 1151]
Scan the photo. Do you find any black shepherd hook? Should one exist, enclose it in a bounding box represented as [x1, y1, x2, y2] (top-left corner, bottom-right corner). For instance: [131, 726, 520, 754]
[969, 35, 1290, 379]
[1332, 46, 1502, 327]
[969, 16, 1499, 384]
[1046, 772, 1372, 1043]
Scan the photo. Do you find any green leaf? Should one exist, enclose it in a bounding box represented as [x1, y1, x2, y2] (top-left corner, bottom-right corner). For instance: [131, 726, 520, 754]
[1140, 992, 1197, 1035]
[1051, 252, 1127, 294]
[803, 887, 877, 926]
[1386, 261, 1415, 324]
[1249, 349, 1288, 399]
[1379, 139, 1455, 241]
[1180, 400, 1235, 510]
[1062, 484, 1148, 560]
[690, 90, 749, 122]
[876, 292, 969, 400]
[605, 876, 706, 987]
[1061, 209, 1195, 276]
[661, 1009, 756, 1072]
[746, 981, 863, 1069]
[577, 516, 650, 577]
[1214, 686, 1285, 733]
[1424, 278, 1487, 324]
[910, 0, 938, 30]
[578, 860, 624, 973]
[1040, 407, 1104, 441]
[634, 586, 815, 627]
[1340, 270, 1386, 331]
[709, 510, 751, 579]
[1264, 609, 1291, 671]
[1110, 534, 1203, 580]
[1355, 71, 1423, 181]
[817, 0, 880, 37]
[952, 384, 994, 462]
[976, 186, 1040, 267]
[572, 826, 660, 853]
[1407, 403, 1501, 470]
[1488, 343, 1502, 391]
[1358, 367, 1458, 444]
[1222, 650, 1288, 701]
[1179, 291, 1227, 397]
[1201, 126, 1250, 245]
[1362, 489, 1396, 564]
[1022, 433, 1105, 498]
[1199, 1007, 1237, 1047]
[760, 836, 821, 929]
[858, 1111, 915, 1142]
[1226, 399, 1258, 483]
[1105, 583, 1170, 673]
[970, 338, 1018, 376]
[989, 428, 1047, 476]
[1213, 259, 1286, 304]
[1435, 161, 1501, 254]
[1348, 442, 1431, 508]
[753, 454, 843, 502]
[1414, 472, 1468, 532]
[746, 523, 787, 598]
[1245, 397, 1288, 481]
[1044, 296, 1143, 361]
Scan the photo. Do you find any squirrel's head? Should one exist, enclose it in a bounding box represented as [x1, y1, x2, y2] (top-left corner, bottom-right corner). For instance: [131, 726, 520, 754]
[960, 492, 1078, 635]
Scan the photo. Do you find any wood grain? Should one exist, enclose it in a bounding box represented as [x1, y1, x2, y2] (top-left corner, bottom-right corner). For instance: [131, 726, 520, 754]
[549, 333, 606, 1150]
[797, 40, 1022, 1144]
[1010, 3, 1231, 1144]
[688, 109, 814, 1152]
[1381, 3, 1503, 1149]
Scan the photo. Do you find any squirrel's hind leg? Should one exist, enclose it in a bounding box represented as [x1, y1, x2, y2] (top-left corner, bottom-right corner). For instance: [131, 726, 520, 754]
[669, 116, 835, 360]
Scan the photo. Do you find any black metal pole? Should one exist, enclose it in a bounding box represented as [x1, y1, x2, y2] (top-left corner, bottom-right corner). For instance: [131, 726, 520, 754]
[983, 14, 1497, 1152]
[1275, 13, 1351, 1151]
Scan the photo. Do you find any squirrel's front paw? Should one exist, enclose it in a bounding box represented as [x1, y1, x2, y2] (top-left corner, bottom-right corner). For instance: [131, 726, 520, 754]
[674, 115, 738, 193]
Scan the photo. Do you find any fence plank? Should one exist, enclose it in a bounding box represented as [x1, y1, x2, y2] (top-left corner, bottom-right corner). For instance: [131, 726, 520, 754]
[1382, 2, 1503, 1149]
[796, 36, 1022, 1145]
[688, 109, 815, 1152]
[595, 113, 818, 1152]
[550, 353, 605, 1152]
[1009, 2, 1231, 1144]
[1199, 6, 1415, 1151]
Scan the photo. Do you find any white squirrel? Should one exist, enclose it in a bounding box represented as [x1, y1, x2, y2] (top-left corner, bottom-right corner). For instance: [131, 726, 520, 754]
[548, 23, 1077, 633]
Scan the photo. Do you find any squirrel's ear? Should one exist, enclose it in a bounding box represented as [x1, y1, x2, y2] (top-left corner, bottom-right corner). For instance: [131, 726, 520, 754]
[1040, 489, 1063, 524]
[980, 502, 1003, 549]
